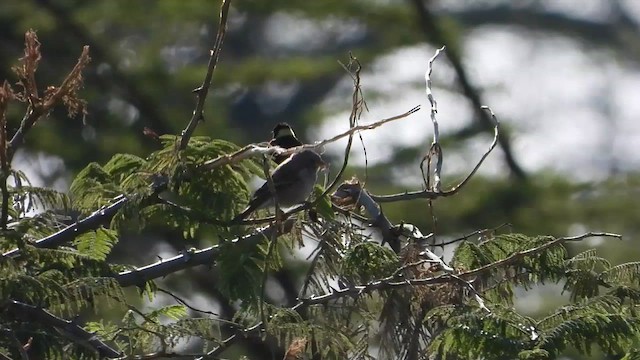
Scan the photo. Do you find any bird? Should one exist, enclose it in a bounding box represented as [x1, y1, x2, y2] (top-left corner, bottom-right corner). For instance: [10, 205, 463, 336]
[232, 149, 326, 222]
[269, 122, 303, 164]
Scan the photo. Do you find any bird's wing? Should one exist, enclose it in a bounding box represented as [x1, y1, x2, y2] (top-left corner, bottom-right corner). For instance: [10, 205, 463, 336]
[250, 171, 300, 201]
[249, 154, 306, 201]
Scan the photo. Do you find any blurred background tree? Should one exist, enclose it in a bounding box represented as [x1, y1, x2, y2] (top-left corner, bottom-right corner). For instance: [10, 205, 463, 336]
[2, 0, 640, 359]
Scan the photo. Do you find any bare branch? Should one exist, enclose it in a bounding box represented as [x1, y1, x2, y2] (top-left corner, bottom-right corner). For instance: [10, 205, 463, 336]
[199, 106, 421, 172]
[116, 219, 295, 288]
[117, 352, 207, 359]
[0, 82, 13, 229]
[179, 0, 232, 150]
[0, 82, 12, 171]
[422, 46, 446, 192]
[370, 106, 499, 203]
[8, 300, 122, 358]
[321, 54, 365, 198]
[2, 195, 128, 259]
[409, 0, 526, 179]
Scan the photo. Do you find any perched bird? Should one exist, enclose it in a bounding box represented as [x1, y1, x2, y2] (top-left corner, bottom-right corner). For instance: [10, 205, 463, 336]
[232, 149, 326, 222]
[269, 122, 303, 164]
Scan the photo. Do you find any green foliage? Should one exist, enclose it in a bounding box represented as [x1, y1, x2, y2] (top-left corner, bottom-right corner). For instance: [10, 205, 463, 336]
[73, 227, 118, 261]
[84, 305, 230, 355]
[451, 234, 567, 306]
[70, 135, 261, 238]
[341, 242, 398, 284]
[312, 184, 335, 220]
[427, 243, 640, 360]
[3, 3, 640, 358]
[216, 239, 268, 301]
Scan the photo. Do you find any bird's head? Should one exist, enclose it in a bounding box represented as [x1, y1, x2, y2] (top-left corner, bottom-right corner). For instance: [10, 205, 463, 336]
[272, 122, 296, 139]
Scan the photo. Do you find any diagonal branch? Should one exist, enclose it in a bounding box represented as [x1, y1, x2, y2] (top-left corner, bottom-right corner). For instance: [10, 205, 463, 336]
[199, 105, 420, 171]
[179, 0, 232, 150]
[1, 195, 128, 258]
[300, 232, 621, 305]
[115, 219, 295, 288]
[8, 300, 122, 358]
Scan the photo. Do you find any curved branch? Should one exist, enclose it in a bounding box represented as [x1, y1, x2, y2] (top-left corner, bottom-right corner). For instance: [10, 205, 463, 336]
[409, 0, 527, 180]
[370, 106, 499, 203]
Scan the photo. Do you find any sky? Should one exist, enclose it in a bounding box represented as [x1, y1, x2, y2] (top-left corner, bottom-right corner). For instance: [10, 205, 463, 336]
[315, 2, 640, 184]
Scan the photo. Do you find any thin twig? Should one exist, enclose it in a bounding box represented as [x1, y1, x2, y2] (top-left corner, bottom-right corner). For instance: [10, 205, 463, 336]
[409, 0, 526, 179]
[436, 223, 511, 247]
[370, 106, 499, 203]
[299, 232, 621, 305]
[156, 288, 220, 318]
[421, 46, 446, 192]
[199, 106, 420, 171]
[320, 54, 364, 198]
[179, 0, 231, 150]
[0, 82, 11, 230]
[117, 352, 207, 359]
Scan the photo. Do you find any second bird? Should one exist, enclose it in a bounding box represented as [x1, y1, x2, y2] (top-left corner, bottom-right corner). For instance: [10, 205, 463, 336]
[269, 122, 303, 164]
[232, 149, 326, 222]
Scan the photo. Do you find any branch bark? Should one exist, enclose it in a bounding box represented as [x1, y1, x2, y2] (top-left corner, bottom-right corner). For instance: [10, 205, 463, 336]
[179, 0, 232, 150]
[7, 300, 122, 358]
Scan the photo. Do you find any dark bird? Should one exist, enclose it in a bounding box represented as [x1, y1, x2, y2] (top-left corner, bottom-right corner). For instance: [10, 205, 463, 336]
[269, 122, 303, 164]
[232, 149, 326, 222]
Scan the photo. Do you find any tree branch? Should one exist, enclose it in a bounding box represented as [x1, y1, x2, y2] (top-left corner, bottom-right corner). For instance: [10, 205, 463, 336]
[8, 31, 90, 161]
[409, 0, 526, 180]
[7, 300, 122, 358]
[370, 106, 499, 203]
[179, 0, 231, 150]
[115, 219, 295, 288]
[2, 194, 128, 258]
[0, 82, 12, 230]
[300, 232, 621, 305]
[199, 105, 420, 171]
[421, 45, 446, 192]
